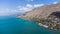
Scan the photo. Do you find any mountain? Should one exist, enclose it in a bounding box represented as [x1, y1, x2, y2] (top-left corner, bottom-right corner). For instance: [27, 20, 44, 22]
[18, 2, 60, 30]
[18, 2, 60, 20]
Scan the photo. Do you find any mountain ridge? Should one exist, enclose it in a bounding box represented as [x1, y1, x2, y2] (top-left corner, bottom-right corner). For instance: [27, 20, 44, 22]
[18, 2, 60, 20]
[18, 2, 60, 30]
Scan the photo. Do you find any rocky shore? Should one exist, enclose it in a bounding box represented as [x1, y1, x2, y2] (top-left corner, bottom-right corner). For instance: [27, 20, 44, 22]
[38, 23, 48, 28]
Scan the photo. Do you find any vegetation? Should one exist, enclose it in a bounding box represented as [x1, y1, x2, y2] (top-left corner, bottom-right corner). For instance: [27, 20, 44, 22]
[53, 24, 60, 30]
[32, 15, 60, 30]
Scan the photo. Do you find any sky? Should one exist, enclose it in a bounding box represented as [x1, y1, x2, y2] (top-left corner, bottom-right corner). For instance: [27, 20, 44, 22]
[0, 0, 60, 16]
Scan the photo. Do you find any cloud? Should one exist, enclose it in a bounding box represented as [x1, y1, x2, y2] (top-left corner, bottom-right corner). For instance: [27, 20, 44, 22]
[17, 4, 33, 11]
[0, 8, 19, 16]
[17, 4, 44, 12]
[0, 4, 44, 16]
[53, 2, 58, 4]
[26, 0, 34, 2]
[26, 4, 33, 8]
[34, 4, 44, 8]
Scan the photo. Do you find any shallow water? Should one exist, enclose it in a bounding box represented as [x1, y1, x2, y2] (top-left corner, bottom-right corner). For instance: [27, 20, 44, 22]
[0, 16, 60, 34]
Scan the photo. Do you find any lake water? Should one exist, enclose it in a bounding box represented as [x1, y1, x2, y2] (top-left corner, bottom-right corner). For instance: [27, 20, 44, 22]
[0, 16, 60, 34]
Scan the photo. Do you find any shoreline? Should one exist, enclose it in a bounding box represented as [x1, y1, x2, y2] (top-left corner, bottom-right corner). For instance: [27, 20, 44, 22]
[38, 23, 48, 28]
[38, 23, 58, 31]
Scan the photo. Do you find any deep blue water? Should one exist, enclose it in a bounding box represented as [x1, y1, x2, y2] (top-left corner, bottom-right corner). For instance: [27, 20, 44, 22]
[0, 16, 60, 34]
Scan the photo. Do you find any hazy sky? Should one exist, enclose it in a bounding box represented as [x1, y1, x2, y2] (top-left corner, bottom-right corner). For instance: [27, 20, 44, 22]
[0, 0, 60, 16]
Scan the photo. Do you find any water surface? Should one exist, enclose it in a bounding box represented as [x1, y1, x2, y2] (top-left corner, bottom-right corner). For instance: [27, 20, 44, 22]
[0, 16, 60, 34]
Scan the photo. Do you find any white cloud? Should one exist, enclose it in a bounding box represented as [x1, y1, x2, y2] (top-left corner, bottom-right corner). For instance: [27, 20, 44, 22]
[0, 4, 44, 16]
[18, 7, 31, 11]
[0, 8, 19, 16]
[17, 4, 33, 11]
[17, 4, 44, 12]
[26, 4, 33, 8]
[53, 2, 58, 4]
[26, 0, 34, 2]
[34, 4, 44, 8]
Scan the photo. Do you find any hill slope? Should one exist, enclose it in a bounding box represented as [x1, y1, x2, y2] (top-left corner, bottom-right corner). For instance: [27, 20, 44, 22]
[18, 3, 60, 20]
[18, 2, 60, 30]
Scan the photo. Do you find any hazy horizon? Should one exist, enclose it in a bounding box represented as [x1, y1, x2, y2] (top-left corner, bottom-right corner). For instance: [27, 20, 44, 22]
[0, 0, 60, 16]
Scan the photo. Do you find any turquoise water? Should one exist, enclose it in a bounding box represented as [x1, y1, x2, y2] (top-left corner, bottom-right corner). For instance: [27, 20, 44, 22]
[0, 16, 60, 34]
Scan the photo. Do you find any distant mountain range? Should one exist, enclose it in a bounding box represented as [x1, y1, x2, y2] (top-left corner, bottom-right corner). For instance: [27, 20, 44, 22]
[18, 2, 60, 30]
